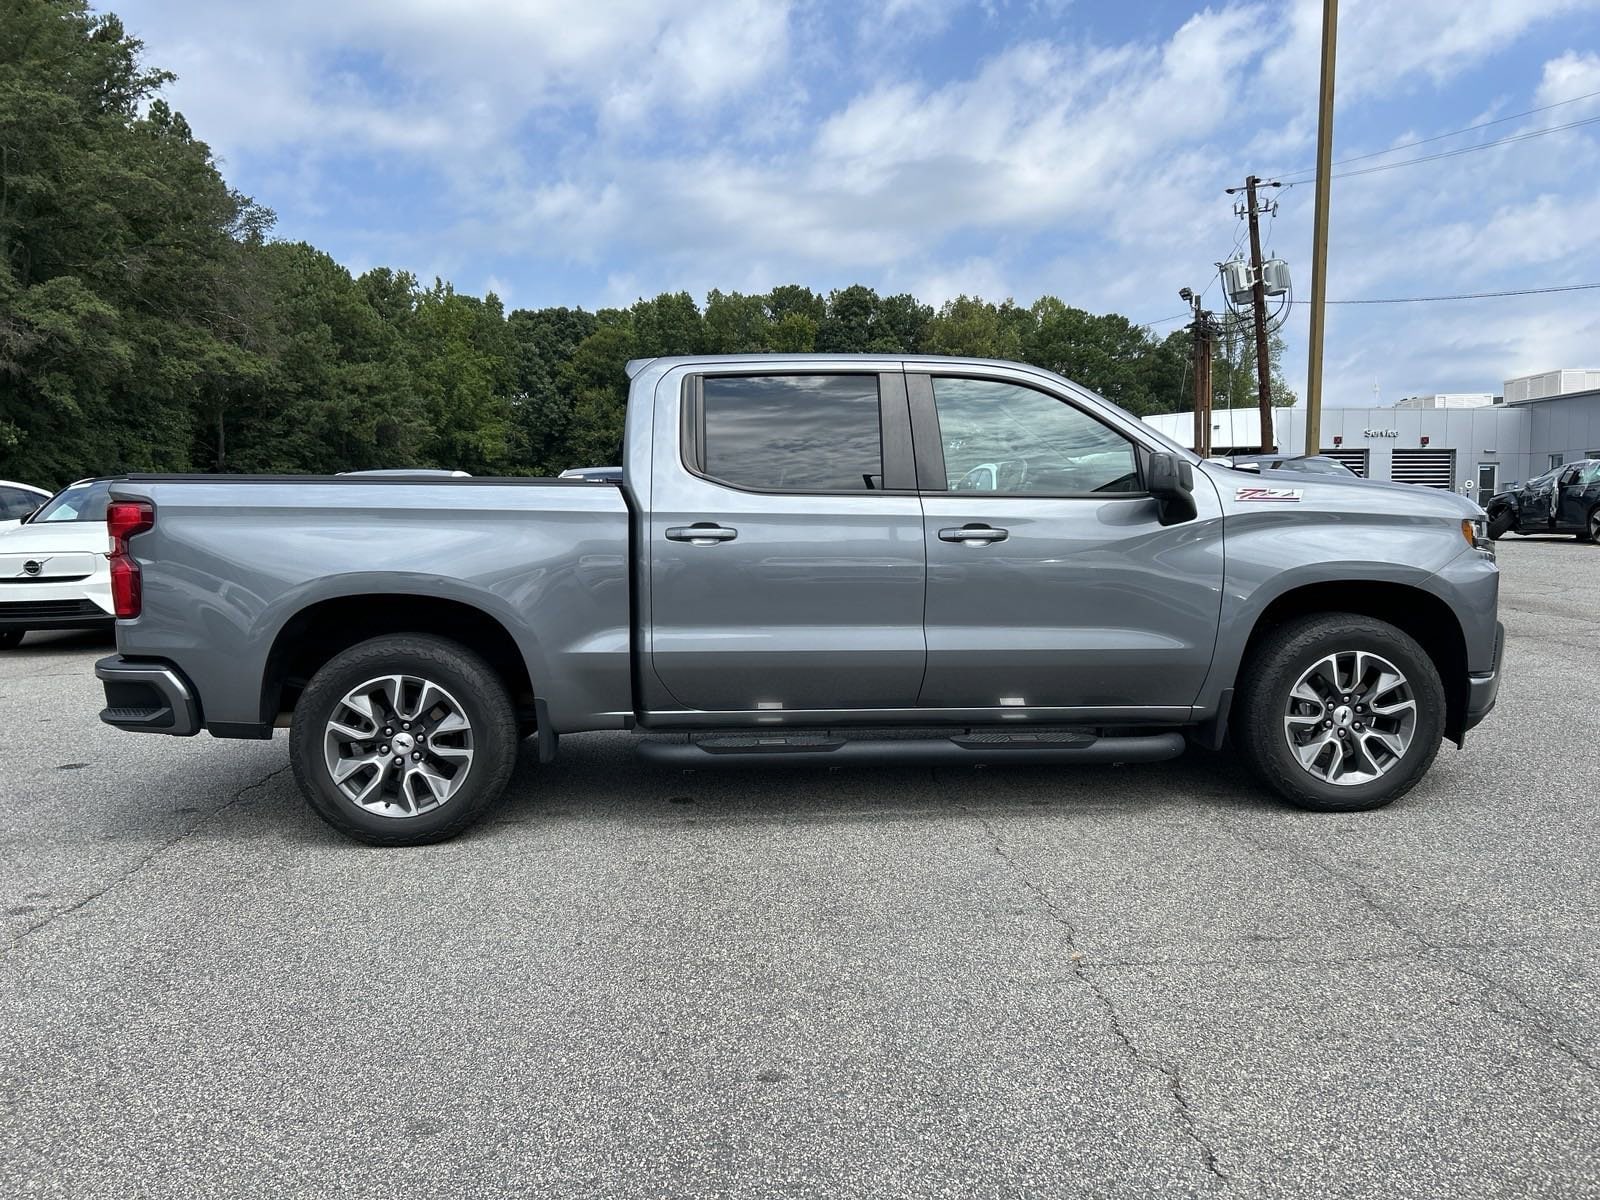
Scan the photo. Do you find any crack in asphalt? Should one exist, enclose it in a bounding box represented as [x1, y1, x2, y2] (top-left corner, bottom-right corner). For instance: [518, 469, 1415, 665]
[969, 811, 1230, 1191]
[1218, 818, 1598, 1075]
[3, 760, 290, 956]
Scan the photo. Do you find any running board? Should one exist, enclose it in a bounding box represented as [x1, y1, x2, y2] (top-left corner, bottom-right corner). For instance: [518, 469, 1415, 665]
[635, 730, 1187, 768]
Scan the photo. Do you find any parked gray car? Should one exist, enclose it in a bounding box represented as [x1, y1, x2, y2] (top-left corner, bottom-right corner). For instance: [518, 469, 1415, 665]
[95, 355, 1503, 845]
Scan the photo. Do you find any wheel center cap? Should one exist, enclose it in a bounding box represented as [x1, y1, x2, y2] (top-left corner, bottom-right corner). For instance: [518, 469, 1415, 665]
[1333, 705, 1354, 727]
[391, 732, 416, 755]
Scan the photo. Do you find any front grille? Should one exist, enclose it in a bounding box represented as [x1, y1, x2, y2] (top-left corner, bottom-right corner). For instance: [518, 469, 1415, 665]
[0, 598, 106, 619]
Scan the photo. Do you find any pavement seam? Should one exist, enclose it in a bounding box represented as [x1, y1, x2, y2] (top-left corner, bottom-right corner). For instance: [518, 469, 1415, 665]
[969, 811, 1231, 1191]
[1218, 817, 1599, 1076]
[3, 760, 291, 956]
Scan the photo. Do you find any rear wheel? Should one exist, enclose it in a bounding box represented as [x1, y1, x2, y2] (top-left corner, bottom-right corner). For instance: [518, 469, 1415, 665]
[1487, 509, 1513, 540]
[0, 630, 23, 650]
[289, 634, 519, 845]
[1236, 613, 1444, 812]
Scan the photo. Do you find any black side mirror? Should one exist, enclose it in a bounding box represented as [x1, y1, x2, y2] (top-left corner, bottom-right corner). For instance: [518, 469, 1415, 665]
[1148, 452, 1197, 526]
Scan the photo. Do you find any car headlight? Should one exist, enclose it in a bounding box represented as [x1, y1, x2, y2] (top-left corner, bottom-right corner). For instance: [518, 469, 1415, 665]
[1462, 517, 1495, 559]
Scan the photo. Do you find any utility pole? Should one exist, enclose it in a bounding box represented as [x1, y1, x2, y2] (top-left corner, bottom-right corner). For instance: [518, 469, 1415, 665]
[1304, 0, 1339, 456]
[1244, 176, 1275, 452]
[1181, 287, 1214, 458]
[1225, 175, 1281, 452]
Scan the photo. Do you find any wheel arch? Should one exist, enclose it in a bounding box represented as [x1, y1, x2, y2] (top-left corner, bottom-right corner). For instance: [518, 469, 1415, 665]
[260, 594, 537, 729]
[1232, 581, 1470, 746]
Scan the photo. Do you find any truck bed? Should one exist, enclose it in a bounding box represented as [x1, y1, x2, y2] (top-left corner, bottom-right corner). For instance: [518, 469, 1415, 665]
[107, 475, 633, 735]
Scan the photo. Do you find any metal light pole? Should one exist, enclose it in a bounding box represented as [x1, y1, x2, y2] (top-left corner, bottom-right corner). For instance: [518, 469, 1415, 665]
[1304, 0, 1338, 456]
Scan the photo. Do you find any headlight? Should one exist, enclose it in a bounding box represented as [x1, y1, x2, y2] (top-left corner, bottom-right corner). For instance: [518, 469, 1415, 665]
[1462, 517, 1495, 558]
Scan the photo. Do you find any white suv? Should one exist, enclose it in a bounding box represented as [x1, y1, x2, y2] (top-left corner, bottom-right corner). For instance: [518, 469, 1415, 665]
[0, 480, 49, 527]
[0, 479, 116, 649]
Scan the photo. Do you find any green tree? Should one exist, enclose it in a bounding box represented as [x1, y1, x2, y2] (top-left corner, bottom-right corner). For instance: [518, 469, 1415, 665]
[506, 305, 599, 474]
[924, 295, 1032, 361]
[0, 1, 272, 483]
[703, 289, 769, 353]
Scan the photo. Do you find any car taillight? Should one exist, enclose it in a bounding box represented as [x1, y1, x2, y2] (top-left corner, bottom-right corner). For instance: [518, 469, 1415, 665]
[106, 500, 155, 619]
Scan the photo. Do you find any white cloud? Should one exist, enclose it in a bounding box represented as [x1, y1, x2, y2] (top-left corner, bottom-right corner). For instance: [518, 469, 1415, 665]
[118, 0, 796, 160]
[1535, 50, 1600, 107]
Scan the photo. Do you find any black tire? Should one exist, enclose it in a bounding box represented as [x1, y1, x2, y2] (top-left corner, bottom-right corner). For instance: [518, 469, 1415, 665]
[289, 634, 519, 846]
[1580, 506, 1599, 543]
[0, 629, 23, 650]
[1235, 613, 1445, 813]
[1487, 509, 1514, 540]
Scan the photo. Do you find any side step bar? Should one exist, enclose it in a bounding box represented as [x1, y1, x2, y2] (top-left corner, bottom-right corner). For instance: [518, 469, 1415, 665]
[636, 730, 1187, 768]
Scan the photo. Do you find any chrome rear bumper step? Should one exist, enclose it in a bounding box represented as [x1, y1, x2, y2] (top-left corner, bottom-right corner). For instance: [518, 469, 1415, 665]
[636, 730, 1186, 768]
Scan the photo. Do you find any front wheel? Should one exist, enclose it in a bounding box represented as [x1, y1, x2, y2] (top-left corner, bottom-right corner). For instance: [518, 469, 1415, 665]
[289, 634, 520, 845]
[1487, 509, 1514, 540]
[1236, 614, 1445, 812]
[0, 630, 24, 650]
[1582, 507, 1600, 543]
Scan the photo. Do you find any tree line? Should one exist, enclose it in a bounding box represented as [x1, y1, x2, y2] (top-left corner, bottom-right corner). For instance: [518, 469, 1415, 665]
[1, 1, 1294, 489]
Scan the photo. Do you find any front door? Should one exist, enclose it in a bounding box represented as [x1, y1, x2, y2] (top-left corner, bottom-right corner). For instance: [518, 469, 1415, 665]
[1475, 463, 1498, 508]
[910, 371, 1224, 716]
[1554, 462, 1599, 530]
[646, 369, 926, 714]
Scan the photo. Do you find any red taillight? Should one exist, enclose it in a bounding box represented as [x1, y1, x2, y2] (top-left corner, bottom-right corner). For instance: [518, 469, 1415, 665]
[106, 500, 155, 619]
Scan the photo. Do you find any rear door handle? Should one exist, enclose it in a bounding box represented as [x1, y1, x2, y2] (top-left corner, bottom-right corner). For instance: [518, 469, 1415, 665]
[938, 524, 1009, 543]
[666, 524, 738, 545]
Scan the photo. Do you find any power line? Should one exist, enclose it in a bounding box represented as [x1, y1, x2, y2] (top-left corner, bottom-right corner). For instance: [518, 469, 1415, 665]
[1137, 312, 1192, 328]
[1281, 112, 1600, 185]
[1287, 282, 1600, 305]
[1275, 86, 1600, 178]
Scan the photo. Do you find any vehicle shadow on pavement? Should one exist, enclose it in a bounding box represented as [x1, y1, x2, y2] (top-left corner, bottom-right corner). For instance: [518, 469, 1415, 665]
[11, 629, 115, 656]
[488, 732, 1274, 834]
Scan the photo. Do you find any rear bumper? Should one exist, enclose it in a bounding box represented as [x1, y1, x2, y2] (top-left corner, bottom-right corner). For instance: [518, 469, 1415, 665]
[95, 655, 201, 736]
[1463, 621, 1505, 734]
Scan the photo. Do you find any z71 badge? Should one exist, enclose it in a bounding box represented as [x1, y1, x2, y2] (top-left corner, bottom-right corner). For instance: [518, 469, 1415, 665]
[1235, 486, 1303, 503]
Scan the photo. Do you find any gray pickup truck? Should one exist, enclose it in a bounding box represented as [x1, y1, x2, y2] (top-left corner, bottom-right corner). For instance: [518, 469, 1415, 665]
[95, 355, 1504, 845]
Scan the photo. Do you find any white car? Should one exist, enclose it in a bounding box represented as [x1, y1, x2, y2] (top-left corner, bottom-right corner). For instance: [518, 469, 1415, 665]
[0, 479, 50, 527]
[0, 479, 116, 649]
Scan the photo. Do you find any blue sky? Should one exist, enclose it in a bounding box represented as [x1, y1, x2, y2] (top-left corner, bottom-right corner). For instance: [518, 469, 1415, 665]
[112, 0, 1600, 406]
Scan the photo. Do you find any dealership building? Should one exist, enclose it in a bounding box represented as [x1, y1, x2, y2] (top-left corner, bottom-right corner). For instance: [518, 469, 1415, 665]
[1144, 369, 1600, 504]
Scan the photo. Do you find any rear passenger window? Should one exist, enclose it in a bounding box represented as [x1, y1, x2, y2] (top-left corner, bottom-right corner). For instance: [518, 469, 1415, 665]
[699, 375, 883, 492]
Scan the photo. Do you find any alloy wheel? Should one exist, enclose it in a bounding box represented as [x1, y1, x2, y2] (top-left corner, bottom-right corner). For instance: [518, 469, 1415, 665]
[322, 674, 475, 816]
[1282, 650, 1417, 786]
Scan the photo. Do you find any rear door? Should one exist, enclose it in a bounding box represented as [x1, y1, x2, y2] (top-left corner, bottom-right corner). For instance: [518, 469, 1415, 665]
[910, 369, 1224, 716]
[646, 369, 926, 714]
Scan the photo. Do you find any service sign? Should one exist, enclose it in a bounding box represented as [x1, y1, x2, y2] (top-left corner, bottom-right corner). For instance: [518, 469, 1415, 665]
[1235, 486, 1303, 503]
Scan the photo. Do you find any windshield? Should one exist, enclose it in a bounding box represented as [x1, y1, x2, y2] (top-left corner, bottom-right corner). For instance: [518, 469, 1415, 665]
[30, 480, 112, 523]
[1290, 457, 1355, 475]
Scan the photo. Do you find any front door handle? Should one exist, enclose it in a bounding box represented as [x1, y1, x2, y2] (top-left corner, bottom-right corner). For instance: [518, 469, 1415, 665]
[938, 524, 1009, 544]
[666, 524, 738, 545]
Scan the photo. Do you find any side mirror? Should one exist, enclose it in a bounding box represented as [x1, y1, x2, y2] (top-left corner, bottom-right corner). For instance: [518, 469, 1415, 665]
[1148, 452, 1197, 526]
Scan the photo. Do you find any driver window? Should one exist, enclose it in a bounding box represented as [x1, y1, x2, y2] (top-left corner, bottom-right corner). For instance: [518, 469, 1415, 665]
[930, 377, 1140, 494]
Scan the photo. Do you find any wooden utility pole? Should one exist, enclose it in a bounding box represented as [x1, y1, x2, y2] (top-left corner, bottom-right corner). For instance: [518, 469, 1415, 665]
[1244, 175, 1275, 452]
[1184, 288, 1214, 458]
[1304, 0, 1339, 456]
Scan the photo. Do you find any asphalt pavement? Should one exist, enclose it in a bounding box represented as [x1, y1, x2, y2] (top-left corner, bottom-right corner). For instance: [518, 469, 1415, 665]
[1, 536, 1596, 1199]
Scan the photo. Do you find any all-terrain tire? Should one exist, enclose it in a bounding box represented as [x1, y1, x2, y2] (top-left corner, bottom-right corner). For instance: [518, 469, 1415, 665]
[289, 634, 519, 846]
[1235, 613, 1445, 813]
